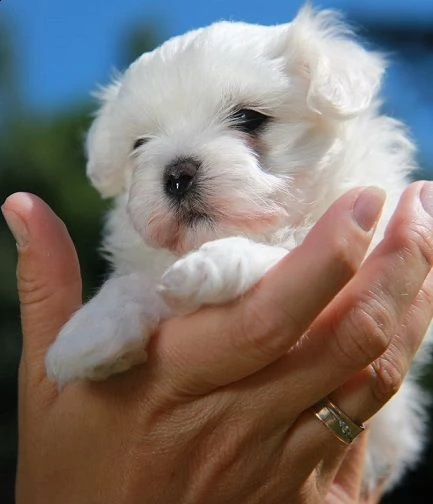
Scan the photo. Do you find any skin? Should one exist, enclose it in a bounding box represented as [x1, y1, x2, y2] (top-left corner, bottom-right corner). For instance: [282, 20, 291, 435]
[2, 181, 433, 504]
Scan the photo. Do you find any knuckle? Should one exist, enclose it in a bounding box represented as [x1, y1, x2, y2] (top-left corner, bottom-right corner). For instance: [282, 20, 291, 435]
[332, 297, 395, 367]
[370, 352, 405, 402]
[417, 282, 433, 326]
[421, 280, 433, 307]
[237, 303, 276, 357]
[393, 223, 433, 269]
[236, 299, 299, 360]
[18, 274, 52, 306]
[328, 235, 359, 279]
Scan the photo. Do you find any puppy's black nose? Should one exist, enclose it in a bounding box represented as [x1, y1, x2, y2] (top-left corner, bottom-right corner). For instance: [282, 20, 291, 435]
[164, 158, 200, 199]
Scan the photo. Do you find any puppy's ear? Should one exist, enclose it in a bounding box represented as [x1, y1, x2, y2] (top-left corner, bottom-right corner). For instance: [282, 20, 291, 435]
[285, 6, 385, 119]
[86, 79, 125, 198]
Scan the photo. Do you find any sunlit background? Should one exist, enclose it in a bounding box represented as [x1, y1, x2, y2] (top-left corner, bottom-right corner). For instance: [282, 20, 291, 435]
[1, 1, 432, 502]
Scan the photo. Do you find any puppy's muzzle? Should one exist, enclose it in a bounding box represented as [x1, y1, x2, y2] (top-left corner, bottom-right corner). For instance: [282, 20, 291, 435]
[164, 158, 200, 200]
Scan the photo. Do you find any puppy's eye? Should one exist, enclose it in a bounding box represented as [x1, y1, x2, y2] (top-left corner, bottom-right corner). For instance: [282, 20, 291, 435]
[231, 109, 269, 133]
[132, 137, 149, 151]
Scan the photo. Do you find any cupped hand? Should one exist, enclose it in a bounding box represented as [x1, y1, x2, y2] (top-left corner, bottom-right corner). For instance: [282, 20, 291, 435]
[3, 182, 433, 504]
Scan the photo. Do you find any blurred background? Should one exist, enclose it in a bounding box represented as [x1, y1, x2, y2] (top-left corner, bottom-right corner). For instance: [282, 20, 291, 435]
[0, 0, 432, 502]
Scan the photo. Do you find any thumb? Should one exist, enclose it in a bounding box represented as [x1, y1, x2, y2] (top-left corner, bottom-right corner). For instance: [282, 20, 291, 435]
[2, 193, 82, 377]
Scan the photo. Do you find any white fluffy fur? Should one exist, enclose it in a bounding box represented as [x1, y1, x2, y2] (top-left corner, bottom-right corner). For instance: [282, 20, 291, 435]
[45, 6, 429, 493]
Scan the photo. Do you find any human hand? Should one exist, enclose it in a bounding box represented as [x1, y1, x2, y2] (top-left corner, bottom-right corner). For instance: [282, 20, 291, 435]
[3, 182, 433, 504]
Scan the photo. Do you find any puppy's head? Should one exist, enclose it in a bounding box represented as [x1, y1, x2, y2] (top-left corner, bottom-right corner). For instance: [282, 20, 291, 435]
[87, 6, 384, 255]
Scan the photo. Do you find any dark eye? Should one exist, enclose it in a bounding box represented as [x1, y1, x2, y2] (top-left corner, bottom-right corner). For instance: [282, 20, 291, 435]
[231, 109, 269, 133]
[132, 137, 149, 151]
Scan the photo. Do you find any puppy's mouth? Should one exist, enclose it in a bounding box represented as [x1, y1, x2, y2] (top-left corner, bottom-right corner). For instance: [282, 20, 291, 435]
[144, 194, 215, 255]
[145, 198, 285, 257]
[176, 209, 214, 227]
[169, 191, 214, 227]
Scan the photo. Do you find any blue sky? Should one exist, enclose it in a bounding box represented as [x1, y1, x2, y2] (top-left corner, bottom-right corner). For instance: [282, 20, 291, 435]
[2, 0, 433, 168]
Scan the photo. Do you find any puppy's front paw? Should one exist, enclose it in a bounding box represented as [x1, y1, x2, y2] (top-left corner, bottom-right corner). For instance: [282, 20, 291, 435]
[158, 237, 286, 314]
[45, 305, 151, 388]
[158, 250, 215, 314]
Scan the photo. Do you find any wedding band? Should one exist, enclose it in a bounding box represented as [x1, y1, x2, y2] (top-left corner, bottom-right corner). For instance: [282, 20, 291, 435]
[313, 398, 365, 445]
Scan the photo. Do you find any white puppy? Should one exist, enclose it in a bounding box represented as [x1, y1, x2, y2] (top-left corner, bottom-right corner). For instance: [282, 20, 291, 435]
[46, 6, 429, 493]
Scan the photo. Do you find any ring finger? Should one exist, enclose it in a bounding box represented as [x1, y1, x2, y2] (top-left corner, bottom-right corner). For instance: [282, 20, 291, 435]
[291, 269, 433, 473]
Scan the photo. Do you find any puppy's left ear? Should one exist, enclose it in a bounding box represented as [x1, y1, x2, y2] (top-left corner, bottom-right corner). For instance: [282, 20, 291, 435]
[86, 79, 126, 198]
[284, 6, 385, 119]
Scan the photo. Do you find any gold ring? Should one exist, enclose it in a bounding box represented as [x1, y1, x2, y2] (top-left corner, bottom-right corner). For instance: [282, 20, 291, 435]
[314, 398, 365, 445]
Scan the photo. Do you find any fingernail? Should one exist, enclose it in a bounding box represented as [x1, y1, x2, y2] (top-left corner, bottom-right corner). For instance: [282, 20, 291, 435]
[352, 187, 386, 231]
[1, 207, 29, 247]
[420, 182, 433, 217]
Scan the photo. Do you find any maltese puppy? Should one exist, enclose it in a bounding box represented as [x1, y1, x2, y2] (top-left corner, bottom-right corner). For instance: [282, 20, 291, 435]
[46, 6, 429, 493]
